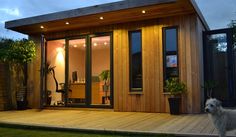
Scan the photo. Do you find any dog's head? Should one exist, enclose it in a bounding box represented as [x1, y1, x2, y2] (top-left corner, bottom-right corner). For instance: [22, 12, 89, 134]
[205, 98, 222, 114]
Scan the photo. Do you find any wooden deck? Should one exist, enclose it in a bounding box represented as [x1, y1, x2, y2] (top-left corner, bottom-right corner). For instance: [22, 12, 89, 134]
[0, 109, 235, 137]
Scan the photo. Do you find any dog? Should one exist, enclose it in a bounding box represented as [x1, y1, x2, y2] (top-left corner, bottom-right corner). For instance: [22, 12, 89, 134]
[205, 98, 236, 137]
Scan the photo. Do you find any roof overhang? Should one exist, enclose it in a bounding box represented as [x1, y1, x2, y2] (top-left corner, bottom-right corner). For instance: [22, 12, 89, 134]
[5, 0, 209, 35]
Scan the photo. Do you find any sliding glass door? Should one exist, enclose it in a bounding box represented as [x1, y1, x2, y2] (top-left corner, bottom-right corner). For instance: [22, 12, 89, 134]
[204, 28, 235, 106]
[46, 39, 66, 106]
[45, 33, 112, 108]
[68, 38, 87, 105]
[91, 35, 111, 105]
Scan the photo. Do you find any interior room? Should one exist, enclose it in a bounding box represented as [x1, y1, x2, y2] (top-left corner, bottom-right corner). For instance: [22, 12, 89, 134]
[46, 36, 111, 106]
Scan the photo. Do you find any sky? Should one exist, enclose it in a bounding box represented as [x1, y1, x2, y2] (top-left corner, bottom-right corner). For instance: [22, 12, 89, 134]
[0, 0, 235, 39]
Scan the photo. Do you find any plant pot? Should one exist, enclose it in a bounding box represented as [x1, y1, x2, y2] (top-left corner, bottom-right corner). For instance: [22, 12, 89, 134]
[168, 97, 181, 115]
[17, 101, 28, 110]
[47, 97, 52, 105]
[102, 85, 109, 92]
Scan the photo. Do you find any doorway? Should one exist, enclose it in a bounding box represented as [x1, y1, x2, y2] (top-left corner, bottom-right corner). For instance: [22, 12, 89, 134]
[45, 33, 113, 108]
[203, 28, 235, 107]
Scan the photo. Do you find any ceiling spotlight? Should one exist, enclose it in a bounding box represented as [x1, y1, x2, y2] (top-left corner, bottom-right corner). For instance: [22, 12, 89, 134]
[65, 22, 70, 25]
[40, 25, 44, 29]
[99, 16, 104, 20]
[142, 10, 146, 14]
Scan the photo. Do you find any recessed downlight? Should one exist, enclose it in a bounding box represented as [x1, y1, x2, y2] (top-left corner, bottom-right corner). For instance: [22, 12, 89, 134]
[40, 25, 44, 29]
[142, 10, 146, 14]
[99, 16, 104, 20]
[65, 22, 70, 25]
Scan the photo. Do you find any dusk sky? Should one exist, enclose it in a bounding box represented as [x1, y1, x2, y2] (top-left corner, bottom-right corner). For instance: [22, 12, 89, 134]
[0, 0, 235, 39]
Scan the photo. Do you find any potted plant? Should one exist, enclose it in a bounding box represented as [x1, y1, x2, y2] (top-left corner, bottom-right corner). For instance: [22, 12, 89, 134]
[0, 38, 36, 110]
[164, 77, 186, 115]
[99, 70, 110, 104]
[45, 62, 56, 105]
[46, 90, 52, 105]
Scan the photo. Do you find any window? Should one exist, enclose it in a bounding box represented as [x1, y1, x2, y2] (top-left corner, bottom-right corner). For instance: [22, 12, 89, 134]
[129, 30, 142, 91]
[163, 27, 179, 83]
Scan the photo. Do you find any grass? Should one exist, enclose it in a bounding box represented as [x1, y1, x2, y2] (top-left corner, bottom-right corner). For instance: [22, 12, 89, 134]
[0, 127, 175, 137]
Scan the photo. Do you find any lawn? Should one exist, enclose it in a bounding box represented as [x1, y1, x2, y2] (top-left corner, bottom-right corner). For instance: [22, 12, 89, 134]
[0, 127, 175, 137]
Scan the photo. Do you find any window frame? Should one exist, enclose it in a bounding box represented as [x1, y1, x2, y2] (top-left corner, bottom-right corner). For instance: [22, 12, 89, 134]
[162, 26, 179, 89]
[129, 30, 143, 92]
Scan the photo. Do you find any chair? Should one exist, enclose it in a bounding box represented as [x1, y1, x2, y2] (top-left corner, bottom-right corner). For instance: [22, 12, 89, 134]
[51, 69, 71, 104]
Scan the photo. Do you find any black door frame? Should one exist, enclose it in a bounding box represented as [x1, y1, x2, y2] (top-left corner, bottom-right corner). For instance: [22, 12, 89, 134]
[43, 32, 113, 109]
[203, 28, 235, 106]
[87, 32, 114, 108]
[40, 34, 46, 109]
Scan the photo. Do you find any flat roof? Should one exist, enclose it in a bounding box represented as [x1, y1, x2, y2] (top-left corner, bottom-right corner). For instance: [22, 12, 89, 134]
[5, 0, 209, 34]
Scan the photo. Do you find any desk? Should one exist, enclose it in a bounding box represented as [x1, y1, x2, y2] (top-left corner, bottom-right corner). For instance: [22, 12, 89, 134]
[69, 83, 85, 99]
[69, 82, 109, 104]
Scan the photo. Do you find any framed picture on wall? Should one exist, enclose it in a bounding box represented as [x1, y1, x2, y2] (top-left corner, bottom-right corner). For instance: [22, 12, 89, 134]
[166, 55, 177, 68]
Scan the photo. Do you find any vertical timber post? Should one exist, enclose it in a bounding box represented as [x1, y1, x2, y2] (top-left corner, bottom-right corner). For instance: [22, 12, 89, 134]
[40, 34, 45, 109]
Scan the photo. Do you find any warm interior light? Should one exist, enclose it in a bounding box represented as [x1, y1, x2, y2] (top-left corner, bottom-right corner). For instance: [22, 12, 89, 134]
[40, 25, 44, 29]
[93, 43, 97, 46]
[104, 42, 107, 45]
[56, 47, 65, 63]
[73, 45, 77, 48]
[99, 16, 104, 20]
[65, 22, 69, 25]
[83, 44, 86, 47]
[142, 10, 146, 14]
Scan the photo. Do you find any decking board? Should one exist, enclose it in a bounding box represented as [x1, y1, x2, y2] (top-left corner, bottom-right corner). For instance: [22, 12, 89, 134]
[0, 109, 235, 137]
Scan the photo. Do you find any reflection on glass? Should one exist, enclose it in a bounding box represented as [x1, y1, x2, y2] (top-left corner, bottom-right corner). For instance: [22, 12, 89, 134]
[91, 36, 110, 105]
[164, 27, 178, 81]
[46, 39, 65, 106]
[206, 33, 228, 100]
[208, 34, 227, 52]
[166, 28, 177, 52]
[68, 38, 86, 105]
[166, 55, 177, 68]
[129, 31, 142, 91]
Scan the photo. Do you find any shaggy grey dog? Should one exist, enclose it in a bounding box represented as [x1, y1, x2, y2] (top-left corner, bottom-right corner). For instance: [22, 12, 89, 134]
[205, 98, 236, 137]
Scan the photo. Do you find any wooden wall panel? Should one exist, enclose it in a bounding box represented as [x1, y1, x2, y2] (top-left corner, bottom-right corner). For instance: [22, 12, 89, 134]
[28, 13, 205, 113]
[196, 17, 205, 112]
[27, 36, 42, 109]
[112, 14, 204, 113]
[0, 63, 9, 110]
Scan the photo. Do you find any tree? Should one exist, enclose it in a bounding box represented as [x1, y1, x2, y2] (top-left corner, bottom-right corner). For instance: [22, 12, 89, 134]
[228, 20, 236, 45]
[0, 38, 36, 109]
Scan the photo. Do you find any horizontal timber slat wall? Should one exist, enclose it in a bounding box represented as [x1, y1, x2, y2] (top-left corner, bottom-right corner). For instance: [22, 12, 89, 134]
[39, 13, 204, 113]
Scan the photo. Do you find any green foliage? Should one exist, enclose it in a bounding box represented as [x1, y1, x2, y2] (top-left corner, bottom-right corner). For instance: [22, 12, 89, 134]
[0, 38, 36, 109]
[0, 38, 36, 64]
[99, 70, 110, 84]
[164, 78, 186, 96]
[0, 38, 14, 62]
[228, 20, 236, 44]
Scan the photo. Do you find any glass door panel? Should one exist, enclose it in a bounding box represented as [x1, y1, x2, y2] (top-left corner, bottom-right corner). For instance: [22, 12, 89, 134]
[91, 36, 111, 105]
[204, 29, 235, 106]
[205, 33, 228, 100]
[68, 38, 86, 105]
[46, 39, 66, 106]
